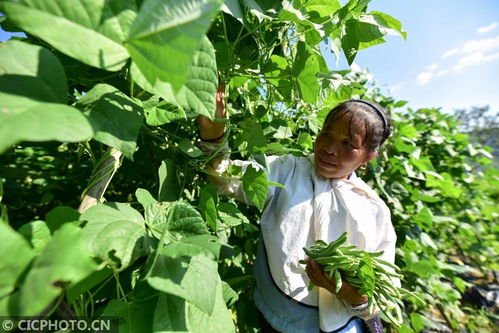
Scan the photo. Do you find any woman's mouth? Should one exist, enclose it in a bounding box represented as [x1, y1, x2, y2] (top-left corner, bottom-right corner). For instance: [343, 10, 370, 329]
[317, 155, 337, 168]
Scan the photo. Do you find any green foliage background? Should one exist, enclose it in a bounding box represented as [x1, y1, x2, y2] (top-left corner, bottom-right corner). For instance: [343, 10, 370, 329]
[0, 0, 497, 332]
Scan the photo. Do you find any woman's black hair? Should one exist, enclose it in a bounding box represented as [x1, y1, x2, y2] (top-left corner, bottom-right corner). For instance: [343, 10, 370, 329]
[323, 99, 391, 151]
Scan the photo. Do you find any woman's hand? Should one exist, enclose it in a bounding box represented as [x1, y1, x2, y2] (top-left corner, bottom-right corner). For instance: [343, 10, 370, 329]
[305, 258, 368, 306]
[197, 83, 226, 142]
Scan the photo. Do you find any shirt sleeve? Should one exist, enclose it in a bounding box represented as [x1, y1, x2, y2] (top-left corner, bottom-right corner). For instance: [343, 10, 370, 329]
[197, 140, 271, 207]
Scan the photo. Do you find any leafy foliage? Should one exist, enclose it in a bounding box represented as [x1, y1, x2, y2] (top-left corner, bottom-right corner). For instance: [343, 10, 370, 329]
[0, 0, 497, 332]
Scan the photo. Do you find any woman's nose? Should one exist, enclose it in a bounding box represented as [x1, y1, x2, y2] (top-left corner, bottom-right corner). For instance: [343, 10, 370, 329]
[324, 141, 339, 154]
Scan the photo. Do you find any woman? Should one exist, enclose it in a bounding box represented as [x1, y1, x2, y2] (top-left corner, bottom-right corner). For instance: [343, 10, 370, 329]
[197, 86, 397, 333]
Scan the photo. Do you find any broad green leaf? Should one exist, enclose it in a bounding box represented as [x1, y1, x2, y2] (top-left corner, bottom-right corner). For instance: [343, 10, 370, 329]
[66, 267, 113, 305]
[242, 165, 268, 210]
[0, 0, 134, 71]
[162, 235, 221, 261]
[101, 288, 158, 333]
[293, 42, 319, 104]
[199, 184, 218, 231]
[341, 20, 360, 65]
[218, 202, 250, 227]
[81, 202, 145, 226]
[0, 222, 35, 298]
[297, 132, 313, 150]
[178, 138, 204, 157]
[0, 40, 67, 103]
[222, 0, 244, 23]
[145, 202, 209, 240]
[145, 101, 186, 126]
[240, 119, 267, 153]
[153, 284, 235, 333]
[412, 207, 433, 231]
[360, 11, 406, 39]
[263, 54, 289, 86]
[75, 84, 143, 160]
[153, 294, 188, 332]
[80, 203, 146, 270]
[221, 281, 238, 307]
[305, 0, 341, 17]
[18, 220, 51, 254]
[185, 280, 235, 332]
[127, 0, 223, 92]
[18, 224, 97, 316]
[136, 188, 157, 211]
[131, 36, 218, 119]
[158, 159, 179, 202]
[45, 206, 80, 233]
[0, 92, 94, 154]
[147, 253, 219, 314]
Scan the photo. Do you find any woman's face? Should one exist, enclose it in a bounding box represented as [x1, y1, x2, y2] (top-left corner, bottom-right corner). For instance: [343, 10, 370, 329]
[314, 114, 377, 179]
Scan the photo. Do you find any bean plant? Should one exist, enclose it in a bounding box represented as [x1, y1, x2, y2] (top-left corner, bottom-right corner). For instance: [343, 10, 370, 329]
[0, 0, 497, 332]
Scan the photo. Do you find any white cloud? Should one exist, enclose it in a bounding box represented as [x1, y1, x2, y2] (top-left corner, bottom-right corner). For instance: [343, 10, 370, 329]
[417, 72, 434, 85]
[453, 51, 499, 71]
[462, 36, 499, 53]
[426, 63, 439, 71]
[419, 34, 499, 85]
[442, 48, 459, 59]
[476, 22, 498, 34]
[436, 70, 449, 78]
[389, 81, 406, 93]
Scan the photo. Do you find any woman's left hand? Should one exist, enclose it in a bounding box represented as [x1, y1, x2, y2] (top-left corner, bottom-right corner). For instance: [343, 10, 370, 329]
[305, 258, 368, 306]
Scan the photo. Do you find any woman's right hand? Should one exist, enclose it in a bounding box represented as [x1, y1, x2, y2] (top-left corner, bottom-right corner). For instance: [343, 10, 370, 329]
[197, 83, 226, 142]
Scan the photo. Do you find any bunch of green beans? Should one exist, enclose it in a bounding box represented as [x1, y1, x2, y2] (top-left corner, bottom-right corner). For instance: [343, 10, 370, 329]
[301, 232, 418, 327]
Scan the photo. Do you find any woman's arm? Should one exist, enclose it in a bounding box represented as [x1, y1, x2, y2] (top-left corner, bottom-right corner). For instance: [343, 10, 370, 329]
[196, 84, 269, 206]
[197, 83, 226, 142]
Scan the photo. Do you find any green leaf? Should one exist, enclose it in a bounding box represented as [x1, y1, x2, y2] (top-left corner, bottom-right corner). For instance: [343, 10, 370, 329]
[153, 294, 188, 332]
[45, 206, 80, 233]
[131, 36, 218, 119]
[0, 40, 67, 103]
[293, 42, 319, 104]
[305, 0, 341, 17]
[146, 202, 209, 240]
[242, 165, 268, 210]
[18, 220, 51, 254]
[127, 0, 222, 92]
[18, 224, 97, 316]
[361, 11, 406, 39]
[101, 288, 158, 333]
[178, 138, 204, 157]
[199, 184, 218, 231]
[240, 118, 267, 153]
[80, 203, 146, 270]
[158, 159, 179, 202]
[0, 222, 35, 298]
[66, 267, 113, 305]
[221, 281, 239, 307]
[297, 132, 313, 150]
[135, 188, 157, 211]
[147, 253, 219, 314]
[162, 235, 221, 260]
[153, 285, 235, 333]
[145, 101, 186, 126]
[222, 0, 244, 23]
[0, 0, 134, 71]
[75, 84, 143, 160]
[218, 202, 250, 227]
[0, 92, 94, 154]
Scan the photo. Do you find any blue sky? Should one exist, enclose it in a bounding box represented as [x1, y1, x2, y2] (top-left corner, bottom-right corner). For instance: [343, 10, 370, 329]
[326, 0, 499, 114]
[2, 1, 498, 115]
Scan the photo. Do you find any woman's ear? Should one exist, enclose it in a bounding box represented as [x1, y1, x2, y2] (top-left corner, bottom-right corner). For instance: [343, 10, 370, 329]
[364, 151, 378, 164]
